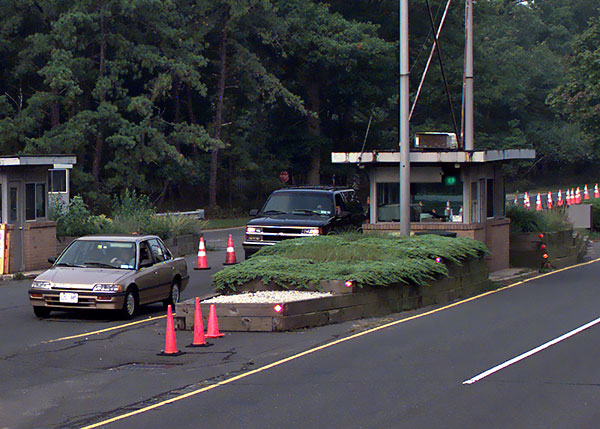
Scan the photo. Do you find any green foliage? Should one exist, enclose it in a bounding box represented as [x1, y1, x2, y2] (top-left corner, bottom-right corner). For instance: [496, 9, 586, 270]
[588, 199, 600, 231]
[2, 0, 600, 207]
[53, 193, 203, 239]
[109, 189, 203, 239]
[213, 234, 488, 292]
[506, 205, 572, 233]
[54, 196, 102, 236]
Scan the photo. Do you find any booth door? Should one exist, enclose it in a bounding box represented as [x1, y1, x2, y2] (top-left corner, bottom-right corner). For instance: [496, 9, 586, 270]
[8, 181, 23, 272]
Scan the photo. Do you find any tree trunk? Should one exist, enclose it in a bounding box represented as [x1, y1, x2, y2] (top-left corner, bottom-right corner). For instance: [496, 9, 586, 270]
[208, 31, 228, 209]
[50, 99, 60, 128]
[305, 78, 321, 185]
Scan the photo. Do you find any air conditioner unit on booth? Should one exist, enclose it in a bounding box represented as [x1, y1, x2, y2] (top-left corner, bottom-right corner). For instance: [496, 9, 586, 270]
[414, 132, 458, 150]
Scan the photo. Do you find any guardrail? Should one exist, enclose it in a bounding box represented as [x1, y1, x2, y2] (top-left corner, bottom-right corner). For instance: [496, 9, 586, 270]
[156, 209, 205, 219]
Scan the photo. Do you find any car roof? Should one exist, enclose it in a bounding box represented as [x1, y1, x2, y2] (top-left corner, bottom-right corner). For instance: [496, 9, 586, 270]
[273, 186, 355, 193]
[76, 235, 159, 243]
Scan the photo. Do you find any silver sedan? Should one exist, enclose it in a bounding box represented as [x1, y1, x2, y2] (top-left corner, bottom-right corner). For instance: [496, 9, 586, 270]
[29, 235, 189, 319]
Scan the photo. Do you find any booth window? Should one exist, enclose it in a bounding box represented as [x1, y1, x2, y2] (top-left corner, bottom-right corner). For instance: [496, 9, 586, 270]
[411, 180, 463, 222]
[376, 183, 399, 222]
[470, 181, 479, 223]
[48, 169, 67, 193]
[376, 180, 463, 223]
[487, 179, 494, 218]
[9, 186, 18, 223]
[25, 183, 46, 221]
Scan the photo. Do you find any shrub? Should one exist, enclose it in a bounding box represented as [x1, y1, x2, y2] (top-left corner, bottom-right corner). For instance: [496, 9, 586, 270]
[54, 196, 101, 236]
[506, 205, 571, 233]
[213, 234, 488, 292]
[53, 191, 205, 239]
[589, 199, 600, 231]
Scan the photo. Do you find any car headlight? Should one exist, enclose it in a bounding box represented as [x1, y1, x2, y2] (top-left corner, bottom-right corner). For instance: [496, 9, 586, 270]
[302, 228, 321, 235]
[92, 284, 123, 292]
[246, 226, 263, 234]
[32, 280, 52, 289]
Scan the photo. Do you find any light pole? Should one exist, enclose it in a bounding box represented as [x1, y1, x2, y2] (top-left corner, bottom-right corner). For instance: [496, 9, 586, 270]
[399, 0, 411, 236]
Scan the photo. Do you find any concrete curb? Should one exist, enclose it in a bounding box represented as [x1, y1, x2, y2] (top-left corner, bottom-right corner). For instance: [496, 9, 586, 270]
[1, 271, 42, 282]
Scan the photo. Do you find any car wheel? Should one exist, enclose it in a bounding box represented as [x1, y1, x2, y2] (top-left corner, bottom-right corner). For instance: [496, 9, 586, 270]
[33, 306, 51, 318]
[163, 281, 180, 309]
[121, 289, 137, 319]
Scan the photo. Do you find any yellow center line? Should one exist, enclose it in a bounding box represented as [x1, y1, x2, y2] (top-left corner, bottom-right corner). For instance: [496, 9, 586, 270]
[81, 257, 600, 428]
[45, 315, 166, 343]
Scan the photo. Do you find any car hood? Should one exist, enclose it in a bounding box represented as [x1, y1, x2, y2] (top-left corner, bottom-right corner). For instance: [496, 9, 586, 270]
[34, 267, 130, 290]
[247, 214, 333, 227]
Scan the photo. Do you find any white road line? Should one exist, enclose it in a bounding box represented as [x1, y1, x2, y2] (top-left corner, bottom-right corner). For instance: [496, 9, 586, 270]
[463, 316, 600, 385]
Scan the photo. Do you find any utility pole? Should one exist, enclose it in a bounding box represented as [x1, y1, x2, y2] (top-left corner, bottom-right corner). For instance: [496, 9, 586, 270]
[399, 0, 411, 236]
[464, 0, 474, 151]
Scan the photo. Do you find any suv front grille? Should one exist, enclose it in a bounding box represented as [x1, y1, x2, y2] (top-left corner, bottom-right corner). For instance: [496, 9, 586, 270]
[246, 226, 319, 243]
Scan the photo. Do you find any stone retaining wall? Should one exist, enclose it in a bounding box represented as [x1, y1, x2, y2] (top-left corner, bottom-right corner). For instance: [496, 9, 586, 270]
[509, 229, 587, 269]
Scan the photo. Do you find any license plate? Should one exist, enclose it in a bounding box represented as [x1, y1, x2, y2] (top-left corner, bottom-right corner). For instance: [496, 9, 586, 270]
[59, 292, 78, 303]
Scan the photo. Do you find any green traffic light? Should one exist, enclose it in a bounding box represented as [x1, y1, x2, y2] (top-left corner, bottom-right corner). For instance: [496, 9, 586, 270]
[444, 175, 457, 186]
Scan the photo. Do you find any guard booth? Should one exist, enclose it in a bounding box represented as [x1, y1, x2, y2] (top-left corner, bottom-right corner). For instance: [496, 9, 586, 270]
[332, 148, 535, 272]
[0, 155, 76, 274]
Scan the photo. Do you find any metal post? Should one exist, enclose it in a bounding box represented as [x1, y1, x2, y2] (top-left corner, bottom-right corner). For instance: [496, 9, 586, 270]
[464, 0, 474, 151]
[399, 0, 411, 236]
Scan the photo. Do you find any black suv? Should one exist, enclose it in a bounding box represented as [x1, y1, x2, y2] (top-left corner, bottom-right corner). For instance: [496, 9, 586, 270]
[243, 186, 366, 259]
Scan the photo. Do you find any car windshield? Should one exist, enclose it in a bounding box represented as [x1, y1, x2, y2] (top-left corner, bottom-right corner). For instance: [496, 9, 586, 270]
[56, 240, 136, 269]
[262, 191, 333, 216]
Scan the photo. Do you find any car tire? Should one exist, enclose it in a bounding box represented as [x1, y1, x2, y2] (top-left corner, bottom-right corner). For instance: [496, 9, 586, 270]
[163, 280, 180, 309]
[33, 307, 51, 318]
[120, 288, 138, 319]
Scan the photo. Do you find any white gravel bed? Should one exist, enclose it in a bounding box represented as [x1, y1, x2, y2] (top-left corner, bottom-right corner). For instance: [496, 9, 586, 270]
[202, 290, 333, 304]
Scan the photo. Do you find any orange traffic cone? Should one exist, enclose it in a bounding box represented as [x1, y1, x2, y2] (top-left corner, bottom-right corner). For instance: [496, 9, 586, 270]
[187, 297, 212, 348]
[584, 184, 590, 200]
[194, 237, 210, 270]
[205, 304, 225, 338]
[547, 191, 553, 210]
[595, 184, 599, 199]
[557, 190, 563, 207]
[158, 305, 184, 356]
[513, 195, 518, 206]
[524, 192, 530, 209]
[566, 189, 571, 205]
[223, 234, 237, 265]
[576, 187, 581, 204]
[536, 193, 542, 211]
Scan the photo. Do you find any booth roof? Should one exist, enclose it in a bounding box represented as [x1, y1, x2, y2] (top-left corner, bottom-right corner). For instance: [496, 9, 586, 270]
[331, 149, 535, 164]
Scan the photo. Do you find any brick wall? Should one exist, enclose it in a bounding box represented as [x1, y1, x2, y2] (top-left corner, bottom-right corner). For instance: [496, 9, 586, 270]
[23, 221, 57, 271]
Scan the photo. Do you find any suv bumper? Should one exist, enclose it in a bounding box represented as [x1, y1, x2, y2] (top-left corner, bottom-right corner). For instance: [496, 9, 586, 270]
[242, 241, 275, 258]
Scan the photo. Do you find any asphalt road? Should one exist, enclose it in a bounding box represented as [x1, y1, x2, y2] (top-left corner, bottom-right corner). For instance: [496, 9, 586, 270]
[1, 231, 599, 428]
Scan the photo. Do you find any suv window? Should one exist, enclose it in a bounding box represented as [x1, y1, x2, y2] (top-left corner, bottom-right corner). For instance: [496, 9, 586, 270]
[342, 191, 362, 214]
[334, 194, 346, 215]
[263, 191, 334, 215]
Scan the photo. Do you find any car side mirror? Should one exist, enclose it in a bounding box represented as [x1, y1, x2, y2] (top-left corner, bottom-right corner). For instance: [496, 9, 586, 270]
[139, 261, 153, 268]
[249, 209, 259, 216]
[48, 256, 56, 264]
[339, 211, 351, 219]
